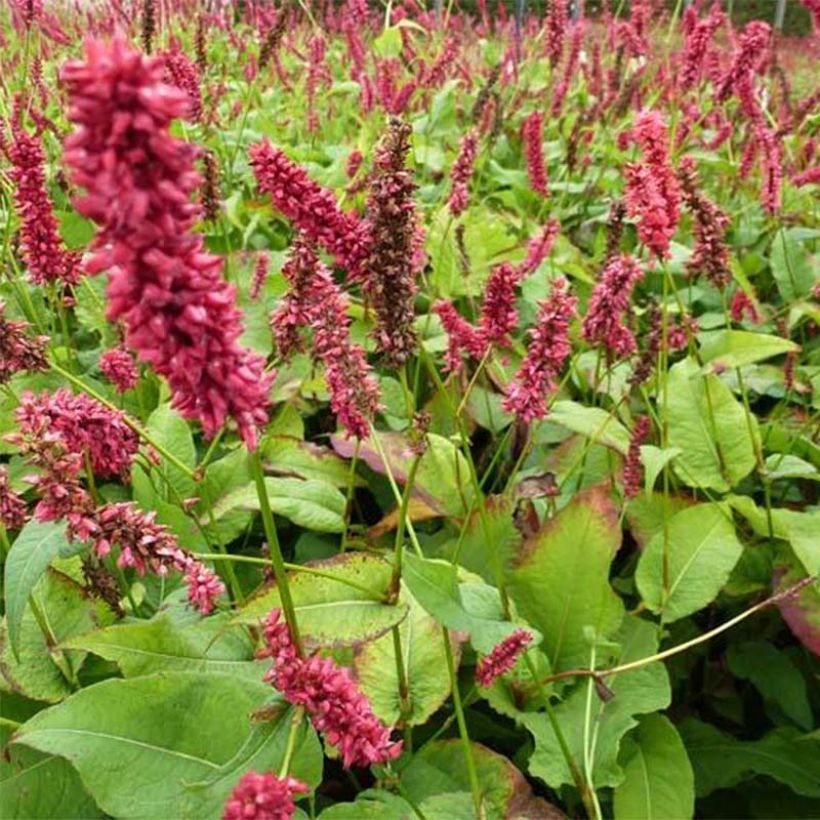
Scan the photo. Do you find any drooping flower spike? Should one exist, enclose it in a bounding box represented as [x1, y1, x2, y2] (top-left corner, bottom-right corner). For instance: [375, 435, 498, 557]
[61, 38, 272, 448]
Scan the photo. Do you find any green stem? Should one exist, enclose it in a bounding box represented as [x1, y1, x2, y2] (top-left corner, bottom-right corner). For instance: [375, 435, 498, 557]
[442, 630, 482, 817]
[250, 449, 302, 654]
[279, 707, 306, 779]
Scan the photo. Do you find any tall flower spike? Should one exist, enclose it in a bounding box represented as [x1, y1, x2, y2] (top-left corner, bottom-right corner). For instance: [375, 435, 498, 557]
[581, 254, 644, 362]
[521, 111, 549, 198]
[250, 140, 370, 279]
[625, 110, 680, 259]
[270, 239, 380, 440]
[448, 129, 479, 217]
[480, 262, 521, 349]
[223, 771, 308, 820]
[62, 39, 272, 448]
[623, 415, 650, 499]
[503, 277, 576, 423]
[677, 157, 731, 288]
[259, 609, 402, 768]
[362, 118, 420, 366]
[434, 300, 486, 373]
[6, 121, 80, 287]
[0, 300, 48, 384]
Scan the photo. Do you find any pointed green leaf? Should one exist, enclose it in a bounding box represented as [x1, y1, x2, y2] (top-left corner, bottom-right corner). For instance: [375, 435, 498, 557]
[699, 330, 799, 372]
[636, 503, 743, 623]
[666, 357, 757, 492]
[507, 485, 624, 670]
[4, 520, 83, 659]
[548, 401, 631, 455]
[614, 715, 694, 820]
[12, 672, 273, 819]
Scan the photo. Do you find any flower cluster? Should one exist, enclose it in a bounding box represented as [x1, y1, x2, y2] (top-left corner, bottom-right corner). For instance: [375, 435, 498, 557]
[163, 49, 203, 122]
[623, 415, 651, 499]
[362, 118, 420, 366]
[679, 5, 725, 90]
[581, 254, 644, 361]
[62, 38, 271, 448]
[99, 347, 139, 393]
[448, 129, 479, 216]
[730, 290, 761, 324]
[92, 502, 224, 614]
[250, 253, 269, 301]
[270, 239, 380, 439]
[0, 300, 48, 385]
[677, 157, 731, 288]
[504, 277, 576, 423]
[6, 121, 80, 286]
[259, 609, 402, 768]
[545, 0, 568, 67]
[521, 111, 549, 198]
[476, 629, 533, 687]
[15, 389, 139, 480]
[250, 140, 371, 279]
[625, 110, 680, 259]
[518, 220, 560, 278]
[0, 467, 27, 531]
[434, 300, 486, 373]
[223, 771, 308, 820]
[715, 21, 770, 103]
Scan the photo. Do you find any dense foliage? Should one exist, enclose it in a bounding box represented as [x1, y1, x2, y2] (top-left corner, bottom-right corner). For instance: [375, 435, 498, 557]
[1, 1, 818, 818]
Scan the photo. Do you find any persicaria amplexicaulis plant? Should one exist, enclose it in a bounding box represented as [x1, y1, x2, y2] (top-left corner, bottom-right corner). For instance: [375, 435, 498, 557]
[1, 9, 817, 820]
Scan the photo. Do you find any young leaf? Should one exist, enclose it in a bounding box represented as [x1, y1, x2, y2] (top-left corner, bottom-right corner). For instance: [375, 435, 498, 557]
[769, 227, 816, 302]
[614, 714, 695, 820]
[548, 400, 631, 455]
[507, 485, 624, 670]
[636, 502, 743, 623]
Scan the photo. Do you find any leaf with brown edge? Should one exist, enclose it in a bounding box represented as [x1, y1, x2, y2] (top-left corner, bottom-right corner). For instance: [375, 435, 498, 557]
[235, 553, 408, 649]
[507, 484, 625, 671]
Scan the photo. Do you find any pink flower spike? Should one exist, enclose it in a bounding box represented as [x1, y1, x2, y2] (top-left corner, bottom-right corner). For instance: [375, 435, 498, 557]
[223, 771, 308, 820]
[259, 609, 402, 769]
[61, 38, 271, 448]
[99, 347, 139, 393]
[476, 629, 533, 687]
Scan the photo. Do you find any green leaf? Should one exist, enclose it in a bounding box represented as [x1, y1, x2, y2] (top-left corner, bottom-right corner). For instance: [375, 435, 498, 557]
[183, 709, 322, 818]
[524, 616, 671, 790]
[614, 715, 694, 820]
[548, 400, 631, 454]
[625, 493, 695, 549]
[263, 436, 364, 488]
[372, 26, 402, 59]
[12, 672, 273, 819]
[770, 228, 816, 302]
[319, 790, 416, 818]
[636, 503, 743, 623]
[354, 589, 452, 726]
[4, 520, 82, 659]
[401, 740, 560, 819]
[639, 446, 682, 495]
[197, 447, 253, 543]
[132, 403, 197, 506]
[62, 612, 266, 679]
[666, 357, 758, 492]
[1, 570, 106, 703]
[727, 641, 813, 730]
[205, 476, 347, 534]
[699, 330, 799, 372]
[332, 432, 476, 518]
[237, 553, 408, 648]
[0, 728, 103, 819]
[402, 553, 526, 654]
[764, 454, 820, 481]
[507, 485, 624, 670]
[679, 720, 820, 798]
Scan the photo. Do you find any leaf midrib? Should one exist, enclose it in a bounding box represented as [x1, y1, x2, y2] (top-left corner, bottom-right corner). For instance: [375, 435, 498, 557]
[20, 728, 222, 769]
